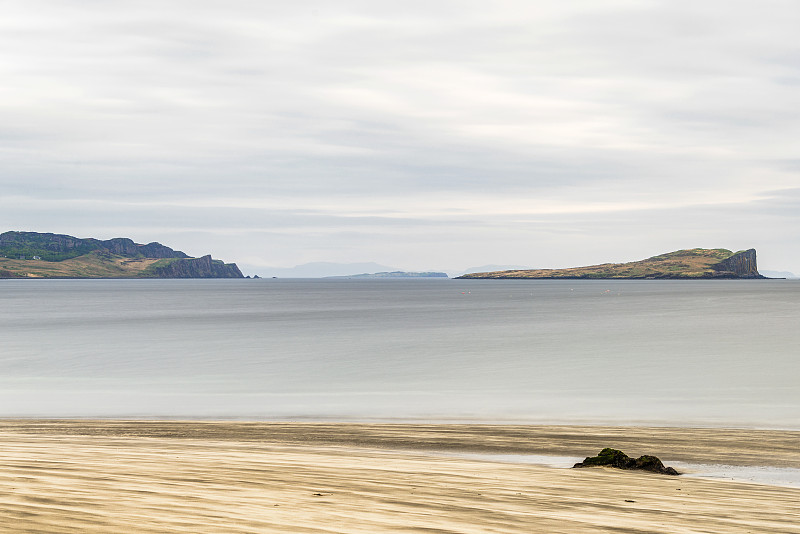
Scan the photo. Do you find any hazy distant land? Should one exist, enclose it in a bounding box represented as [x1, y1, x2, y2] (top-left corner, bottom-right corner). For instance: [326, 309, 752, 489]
[325, 271, 448, 279]
[0, 231, 243, 279]
[458, 248, 764, 280]
[256, 263, 533, 278]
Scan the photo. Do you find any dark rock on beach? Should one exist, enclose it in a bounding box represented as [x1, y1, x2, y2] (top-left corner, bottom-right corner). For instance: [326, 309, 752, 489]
[573, 448, 679, 475]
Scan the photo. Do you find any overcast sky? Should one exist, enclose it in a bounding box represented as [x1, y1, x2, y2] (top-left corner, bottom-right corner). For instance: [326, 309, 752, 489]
[2, 0, 799, 274]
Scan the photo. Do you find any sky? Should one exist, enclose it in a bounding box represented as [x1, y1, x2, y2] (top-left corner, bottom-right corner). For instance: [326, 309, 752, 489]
[2, 0, 799, 275]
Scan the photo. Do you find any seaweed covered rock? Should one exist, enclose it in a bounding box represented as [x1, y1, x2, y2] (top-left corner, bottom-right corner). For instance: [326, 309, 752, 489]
[573, 448, 679, 475]
[634, 455, 679, 475]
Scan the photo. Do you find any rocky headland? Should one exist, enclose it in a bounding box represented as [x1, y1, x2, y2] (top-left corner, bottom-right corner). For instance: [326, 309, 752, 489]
[0, 231, 243, 279]
[458, 248, 764, 280]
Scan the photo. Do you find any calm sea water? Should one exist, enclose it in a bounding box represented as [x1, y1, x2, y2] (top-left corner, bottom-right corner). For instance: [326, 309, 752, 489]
[1, 278, 798, 428]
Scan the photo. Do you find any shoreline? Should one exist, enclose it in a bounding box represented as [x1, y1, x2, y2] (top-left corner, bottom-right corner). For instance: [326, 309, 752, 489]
[4, 420, 799, 467]
[2, 421, 799, 533]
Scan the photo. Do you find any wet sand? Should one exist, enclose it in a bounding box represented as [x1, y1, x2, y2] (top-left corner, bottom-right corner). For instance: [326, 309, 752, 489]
[1, 421, 799, 533]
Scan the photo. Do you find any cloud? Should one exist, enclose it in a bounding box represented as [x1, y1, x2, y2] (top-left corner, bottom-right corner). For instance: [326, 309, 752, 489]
[2, 1, 799, 270]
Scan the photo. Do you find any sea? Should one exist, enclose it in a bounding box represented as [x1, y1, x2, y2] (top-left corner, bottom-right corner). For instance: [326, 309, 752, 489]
[1, 277, 798, 429]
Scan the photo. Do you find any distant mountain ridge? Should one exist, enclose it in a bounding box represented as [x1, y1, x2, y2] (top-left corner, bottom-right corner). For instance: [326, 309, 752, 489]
[325, 271, 449, 279]
[458, 248, 764, 279]
[0, 231, 243, 279]
[256, 262, 400, 278]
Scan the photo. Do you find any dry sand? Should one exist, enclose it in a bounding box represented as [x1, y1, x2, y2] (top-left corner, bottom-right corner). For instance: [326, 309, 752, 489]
[1, 421, 798, 533]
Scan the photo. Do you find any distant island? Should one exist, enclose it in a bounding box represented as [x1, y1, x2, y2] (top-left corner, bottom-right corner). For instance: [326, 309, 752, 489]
[0, 231, 243, 279]
[457, 248, 764, 279]
[326, 271, 449, 279]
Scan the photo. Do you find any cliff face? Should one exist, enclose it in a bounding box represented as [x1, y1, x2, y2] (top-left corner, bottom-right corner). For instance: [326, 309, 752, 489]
[96, 238, 188, 259]
[710, 249, 760, 278]
[0, 231, 244, 279]
[151, 255, 244, 278]
[0, 231, 96, 259]
[0, 231, 188, 260]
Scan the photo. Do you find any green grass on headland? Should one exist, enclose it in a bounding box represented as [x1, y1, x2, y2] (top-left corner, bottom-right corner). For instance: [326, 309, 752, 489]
[458, 248, 761, 279]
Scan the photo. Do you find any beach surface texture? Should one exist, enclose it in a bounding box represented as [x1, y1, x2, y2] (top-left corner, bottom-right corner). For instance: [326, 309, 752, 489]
[1, 421, 799, 533]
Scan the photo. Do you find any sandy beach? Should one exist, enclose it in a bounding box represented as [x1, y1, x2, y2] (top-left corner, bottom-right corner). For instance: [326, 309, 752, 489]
[1, 421, 799, 533]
